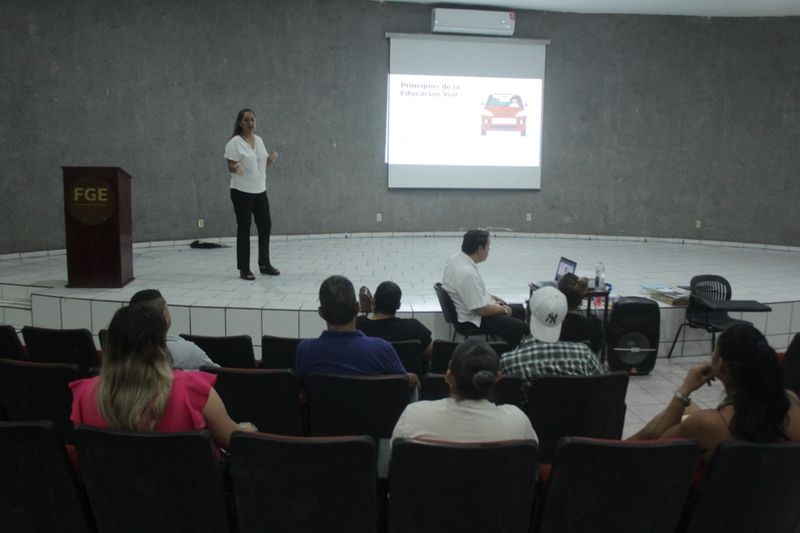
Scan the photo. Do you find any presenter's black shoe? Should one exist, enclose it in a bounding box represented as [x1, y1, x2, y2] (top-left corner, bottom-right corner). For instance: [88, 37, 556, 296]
[260, 264, 280, 276]
[239, 270, 256, 280]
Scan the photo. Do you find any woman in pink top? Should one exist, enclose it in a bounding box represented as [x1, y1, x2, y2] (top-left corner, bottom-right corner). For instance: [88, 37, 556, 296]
[70, 305, 255, 449]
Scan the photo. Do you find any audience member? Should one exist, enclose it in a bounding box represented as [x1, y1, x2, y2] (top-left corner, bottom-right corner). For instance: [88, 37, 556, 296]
[557, 273, 604, 354]
[442, 229, 526, 348]
[499, 287, 602, 401]
[356, 281, 433, 360]
[70, 305, 255, 449]
[392, 340, 537, 443]
[630, 324, 800, 459]
[129, 289, 218, 370]
[295, 275, 419, 389]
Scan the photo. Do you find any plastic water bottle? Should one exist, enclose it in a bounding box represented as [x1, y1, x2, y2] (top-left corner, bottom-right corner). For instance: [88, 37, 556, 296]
[594, 263, 601, 290]
[599, 262, 606, 291]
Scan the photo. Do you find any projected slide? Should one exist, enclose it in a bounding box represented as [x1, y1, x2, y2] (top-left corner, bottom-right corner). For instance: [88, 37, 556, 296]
[386, 34, 548, 189]
[387, 74, 542, 167]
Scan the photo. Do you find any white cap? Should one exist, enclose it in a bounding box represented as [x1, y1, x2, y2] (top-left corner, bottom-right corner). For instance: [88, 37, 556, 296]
[528, 286, 567, 343]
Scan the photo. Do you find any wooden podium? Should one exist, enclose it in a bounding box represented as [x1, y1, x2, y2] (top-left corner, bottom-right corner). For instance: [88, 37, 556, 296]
[63, 167, 134, 288]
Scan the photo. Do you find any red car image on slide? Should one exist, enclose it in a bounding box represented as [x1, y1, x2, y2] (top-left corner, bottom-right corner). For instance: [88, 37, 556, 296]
[481, 93, 527, 136]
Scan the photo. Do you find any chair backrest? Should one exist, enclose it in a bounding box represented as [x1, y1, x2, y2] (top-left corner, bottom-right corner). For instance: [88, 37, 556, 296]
[526, 372, 629, 463]
[0, 421, 94, 533]
[490, 376, 525, 409]
[0, 359, 87, 442]
[260, 335, 301, 369]
[389, 438, 539, 533]
[0, 324, 26, 359]
[431, 340, 510, 374]
[433, 282, 458, 326]
[690, 274, 733, 302]
[308, 374, 409, 439]
[782, 333, 800, 394]
[683, 441, 800, 533]
[430, 339, 459, 373]
[21, 326, 98, 369]
[74, 426, 230, 533]
[536, 437, 700, 533]
[489, 340, 511, 356]
[391, 339, 426, 377]
[420, 373, 450, 401]
[230, 432, 377, 533]
[180, 333, 256, 368]
[201, 367, 303, 435]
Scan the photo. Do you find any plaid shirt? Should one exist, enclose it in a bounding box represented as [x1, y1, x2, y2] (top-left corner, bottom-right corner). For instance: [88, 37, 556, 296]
[499, 337, 603, 402]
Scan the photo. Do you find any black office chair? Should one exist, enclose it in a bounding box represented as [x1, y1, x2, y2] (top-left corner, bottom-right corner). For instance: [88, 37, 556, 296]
[230, 433, 377, 533]
[0, 325, 26, 359]
[0, 421, 94, 533]
[21, 326, 99, 369]
[391, 339, 427, 377]
[200, 367, 304, 435]
[389, 439, 538, 533]
[261, 335, 301, 369]
[433, 282, 493, 342]
[668, 274, 752, 358]
[75, 427, 231, 533]
[526, 372, 629, 463]
[180, 333, 256, 368]
[683, 441, 800, 533]
[536, 437, 699, 533]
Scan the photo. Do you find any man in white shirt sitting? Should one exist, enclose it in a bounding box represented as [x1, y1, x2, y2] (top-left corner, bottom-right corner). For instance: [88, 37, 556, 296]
[129, 289, 218, 370]
[442, 229, 526, 349]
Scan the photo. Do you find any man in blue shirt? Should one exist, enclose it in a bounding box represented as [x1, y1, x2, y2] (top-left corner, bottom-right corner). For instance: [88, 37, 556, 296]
[296, 275, 419, 389]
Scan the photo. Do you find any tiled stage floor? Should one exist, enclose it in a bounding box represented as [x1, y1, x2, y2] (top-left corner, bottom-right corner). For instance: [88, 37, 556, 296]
[2, 232, 799, 437]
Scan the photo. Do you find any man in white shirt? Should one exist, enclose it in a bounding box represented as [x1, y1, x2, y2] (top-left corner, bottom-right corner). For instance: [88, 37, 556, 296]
[129, 289, 218, 370]
[442, 230, 526, 348]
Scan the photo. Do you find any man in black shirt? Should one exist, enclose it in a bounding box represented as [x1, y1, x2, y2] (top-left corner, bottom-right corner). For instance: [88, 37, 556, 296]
[356, 281, 433, 361]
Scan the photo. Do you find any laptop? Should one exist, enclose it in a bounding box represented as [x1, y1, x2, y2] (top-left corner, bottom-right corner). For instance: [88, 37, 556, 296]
[530, 257, 577, 294]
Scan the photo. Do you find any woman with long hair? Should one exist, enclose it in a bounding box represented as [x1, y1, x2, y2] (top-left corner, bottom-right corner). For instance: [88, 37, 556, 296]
[70, 305, 255, 448]
[392, 340, 537, 443]
[631, 324, 800, 458]
[224, 108, 279, 280]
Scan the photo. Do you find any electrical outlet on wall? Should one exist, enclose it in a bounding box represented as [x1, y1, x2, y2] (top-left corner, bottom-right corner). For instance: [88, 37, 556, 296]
[695, 219, 702, 229]
[376, 213, 382, 222]
[198, 219, 204, 229]
[526, 213, 532, 222]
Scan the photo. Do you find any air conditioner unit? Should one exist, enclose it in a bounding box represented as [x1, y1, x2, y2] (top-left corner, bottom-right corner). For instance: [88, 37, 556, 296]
[431, 8, 515, 37]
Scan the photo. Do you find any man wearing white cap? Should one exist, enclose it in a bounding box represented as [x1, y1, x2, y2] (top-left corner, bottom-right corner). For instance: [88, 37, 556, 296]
[499, 287, 602, 397]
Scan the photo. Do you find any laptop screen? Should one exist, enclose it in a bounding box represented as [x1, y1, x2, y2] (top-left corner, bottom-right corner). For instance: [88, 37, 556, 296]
[555, 257, 577, 281]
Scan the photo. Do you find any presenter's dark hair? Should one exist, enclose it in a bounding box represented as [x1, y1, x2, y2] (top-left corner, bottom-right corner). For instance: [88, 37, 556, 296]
[319, 275, 358, 326]
[461, 230, 490, 255]
[449, 340, 499, 400]
[373, 281, 402, 315]
[129, 289, 166, 311]
[558, 273, 588, 310]
[717, 324, 789, 442]
[232, 108, 255, 137]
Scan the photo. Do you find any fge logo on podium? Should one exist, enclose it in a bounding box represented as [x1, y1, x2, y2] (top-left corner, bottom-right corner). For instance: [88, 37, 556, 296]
[66, 177, 117, 226]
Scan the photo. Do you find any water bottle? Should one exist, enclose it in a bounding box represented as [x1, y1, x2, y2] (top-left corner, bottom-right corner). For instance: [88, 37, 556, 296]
[594, 263, 601, 290]
[599, 262, 606, 291]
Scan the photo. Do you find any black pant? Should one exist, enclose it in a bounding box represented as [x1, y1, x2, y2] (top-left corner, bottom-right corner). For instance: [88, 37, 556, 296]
[230, 189, 271, 271]
[459, 303, 527, 349]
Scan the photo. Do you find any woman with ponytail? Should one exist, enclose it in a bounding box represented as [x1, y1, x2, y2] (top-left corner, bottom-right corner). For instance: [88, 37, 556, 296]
[631, 324, 800, 458]
[70, 305, 256, 449]
[392, 340, 537, 443]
